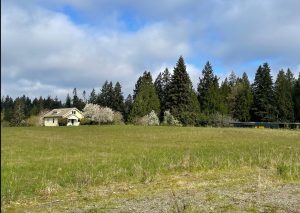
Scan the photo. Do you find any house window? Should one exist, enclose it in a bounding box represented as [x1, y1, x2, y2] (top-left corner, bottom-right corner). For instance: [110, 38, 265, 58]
[53, 118, 55, 123]
[72, 111, 76, 114]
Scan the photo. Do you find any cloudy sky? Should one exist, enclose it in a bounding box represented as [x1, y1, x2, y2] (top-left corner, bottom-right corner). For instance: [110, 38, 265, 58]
[2, 0, 300, 100]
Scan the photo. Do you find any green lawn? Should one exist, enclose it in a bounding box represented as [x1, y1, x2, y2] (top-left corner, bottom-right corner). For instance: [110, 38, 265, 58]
[1, 126, 300, 212]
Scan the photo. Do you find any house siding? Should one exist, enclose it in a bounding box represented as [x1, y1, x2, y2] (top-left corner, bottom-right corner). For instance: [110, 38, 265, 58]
[44, 118, 59, 126]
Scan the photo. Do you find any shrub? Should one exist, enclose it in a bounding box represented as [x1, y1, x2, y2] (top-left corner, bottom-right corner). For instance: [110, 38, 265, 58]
[162, 110, 181, 126]
[113, 111, 124, 125]
[178, 111, 197, 126]
[80, 118, 92, 125]
[58, 117, 68, 126]
[195, 113, 209, 126]
[26, 115, 41, 127]
[83, 104, 114, 124]
[207, 113, 235, 127]
[135, 110, 159, 126]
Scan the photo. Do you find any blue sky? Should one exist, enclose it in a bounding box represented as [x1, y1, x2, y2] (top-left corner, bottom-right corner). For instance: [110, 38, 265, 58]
[2, 0, 300, 100]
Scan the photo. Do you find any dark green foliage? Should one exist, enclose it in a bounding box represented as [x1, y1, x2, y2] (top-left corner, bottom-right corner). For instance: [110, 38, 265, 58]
[124, 94, 133, 122]
[219, 78, 231, 115]
[167, 56, 200, 125]
[98, 81, 114, 107]
[80, 118, 92, 125]
[65, 94, 72, 108]
[197, 62, 221, 114]
[12, 98, 26, 126]
[111, 82, 125, 113]
[154, 68, 171, 119]
[133, 71, 152, 100]
[72, 88, 85, 110]
[274, 70, 294, 122]
[129, 73, 160, 121]
[251, 63, 275, 122]
[82, 90, 87, 104]
[294, 73, 300, 121]
[228, 73, 253, 121]
[89, 88, 97, 104]
[3, 95, 14, 122]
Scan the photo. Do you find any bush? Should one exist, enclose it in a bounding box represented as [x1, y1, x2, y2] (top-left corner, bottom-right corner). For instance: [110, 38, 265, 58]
[113, 112, 124, 125]
[195, 113, 209, 126]
[83, 104, 114, 124]
[26, 115, 41, 127]
[134, 110, 159, 126]
[162, 111, 181, 126]
[58, 117, 68, 126]
[80, 118, 92, 125]
[178, 111, 198, 126]
[207, 113, 235, 127]
[1, 121, 10, 127]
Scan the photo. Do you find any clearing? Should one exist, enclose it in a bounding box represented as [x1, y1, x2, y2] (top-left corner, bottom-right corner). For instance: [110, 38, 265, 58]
[1, 126, 300, 212]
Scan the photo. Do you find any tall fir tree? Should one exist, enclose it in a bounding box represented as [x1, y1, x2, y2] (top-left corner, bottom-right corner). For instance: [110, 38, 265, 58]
[65, 94, 72, 108]
[228, 72, 253, 121]
[219, 78, 231, 115]
[112, 82, 125, 113]
[133, 71, 152, 100]
[12, 97, 25, 126]
[89, 88, 97, 104]
[167, 56, 200, 125]
[129, 72, 160, 121]
[124, 94, 133, 122]
[251, 63, 275, 121]
[82, 90, 87, 103]
[3, 95, 14, 122]
[293, 73, 300, 122]
[197, 61, 221, 114]
[98, 81, 114, 108]
[274, 70, 294, 121]
[154, 68, 171, 119]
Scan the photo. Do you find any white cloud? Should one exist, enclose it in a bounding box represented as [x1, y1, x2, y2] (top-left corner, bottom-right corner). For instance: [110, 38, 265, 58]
[1, 5, 191, 98]
[2, 0, 300, 99]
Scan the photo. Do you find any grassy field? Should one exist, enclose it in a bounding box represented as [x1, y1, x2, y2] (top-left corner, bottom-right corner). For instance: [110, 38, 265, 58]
[1, 126, 300, 212]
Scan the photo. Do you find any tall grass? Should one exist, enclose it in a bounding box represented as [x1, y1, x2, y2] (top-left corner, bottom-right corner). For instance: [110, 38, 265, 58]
[1, 126, 300, 203]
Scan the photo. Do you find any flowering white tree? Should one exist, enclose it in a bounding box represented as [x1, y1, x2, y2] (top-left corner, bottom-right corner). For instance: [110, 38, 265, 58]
[137, 110, 159, 126]
[162, 110, 181, 126]
[83, 104, 114, 124]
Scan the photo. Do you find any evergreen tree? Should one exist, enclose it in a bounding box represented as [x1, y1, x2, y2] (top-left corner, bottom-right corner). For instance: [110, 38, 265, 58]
[293, 73, 300, 122]
[129, 73, 160, 121]
[98, 81, 114, 107]
[3, 95, 14, 122]
[12, 97, 25, 126]
[72, 88, 85, 110]
[228, 71, 237, 87]
[251, 63, 275, 121]
[65, 94, 71, 108]
[44, 96, 54, 109]
[219, 78, 231, 115]
[133, 71, 152, 100]
[167, 56, 200, 125]
[154, 68, 171, 119]
[274, 70, 294, 121]
[82, 90, 87, 103]
[112, 82, 125, 112]
[228, 73, 253, 121]
[197, 61, 221, 114]
[89, 88, 97, 104]
[124, 94, 133, 122]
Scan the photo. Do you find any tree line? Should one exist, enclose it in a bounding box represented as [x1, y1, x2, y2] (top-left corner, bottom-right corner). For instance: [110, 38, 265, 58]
[2, 56, 300, 126]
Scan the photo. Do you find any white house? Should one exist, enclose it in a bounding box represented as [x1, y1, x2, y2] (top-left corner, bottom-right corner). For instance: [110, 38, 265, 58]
[42, 108, 84, 126]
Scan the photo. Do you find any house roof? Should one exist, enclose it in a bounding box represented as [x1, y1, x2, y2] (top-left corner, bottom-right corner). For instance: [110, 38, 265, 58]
[42, 108, 81, 118]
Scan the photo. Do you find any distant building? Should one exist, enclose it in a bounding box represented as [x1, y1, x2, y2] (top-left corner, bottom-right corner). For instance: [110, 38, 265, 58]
[42, 108, 84, 126]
